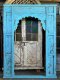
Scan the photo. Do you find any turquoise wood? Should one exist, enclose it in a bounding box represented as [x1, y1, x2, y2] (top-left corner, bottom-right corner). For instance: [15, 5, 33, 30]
[3, 4, 57, 78]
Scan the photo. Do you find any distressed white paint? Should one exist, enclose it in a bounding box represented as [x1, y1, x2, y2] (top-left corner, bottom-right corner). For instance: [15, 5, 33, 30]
[21, 19, 26, 41]
[14, 19, 43, 69]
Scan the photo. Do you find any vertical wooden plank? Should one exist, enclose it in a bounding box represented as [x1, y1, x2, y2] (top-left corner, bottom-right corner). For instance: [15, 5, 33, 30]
[12, 5, 14, 77]
[53, 6, 56, 76]
[37, 20, 42, 67]
[46, 15, 54, 35]
[46, 6, 56, 77]
[46, 36, 54, 75]
[3, 5, 6, 77]
[21, 19, 26, 41]
[6, 12, 12, 34]
[3, 5, 12, 78]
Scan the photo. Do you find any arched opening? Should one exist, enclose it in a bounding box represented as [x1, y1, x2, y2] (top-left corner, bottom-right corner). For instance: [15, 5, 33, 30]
[14, 17, 46, 75]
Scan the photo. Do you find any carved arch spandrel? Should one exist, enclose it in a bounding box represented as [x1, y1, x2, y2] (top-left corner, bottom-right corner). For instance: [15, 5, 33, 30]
[13, 16, 46, 32]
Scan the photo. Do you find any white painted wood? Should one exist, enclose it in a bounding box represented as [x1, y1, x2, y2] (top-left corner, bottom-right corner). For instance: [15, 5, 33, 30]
[14, 41, 21, 64]
[14, 19, 43, 69]
[21, 19, 26, 41]
[37, 20, 42, 67]
[24, 42, 37, 67]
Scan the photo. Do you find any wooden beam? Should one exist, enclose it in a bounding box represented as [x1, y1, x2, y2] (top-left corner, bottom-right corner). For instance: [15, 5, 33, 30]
[5, 0, 60, 4]
[40, 0, 60, 2]
[5, 0, 15, 3]
[34, 0, 41, 3]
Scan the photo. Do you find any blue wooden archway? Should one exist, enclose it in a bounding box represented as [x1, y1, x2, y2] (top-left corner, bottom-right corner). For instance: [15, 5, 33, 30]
[3, 4, 56, 78]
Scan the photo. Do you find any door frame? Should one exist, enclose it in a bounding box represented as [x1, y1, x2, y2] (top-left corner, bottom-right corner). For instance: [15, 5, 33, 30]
[3, 4, 56, 78]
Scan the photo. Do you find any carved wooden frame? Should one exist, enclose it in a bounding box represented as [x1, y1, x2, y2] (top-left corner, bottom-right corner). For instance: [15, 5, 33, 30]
[3, 4, 56, 78]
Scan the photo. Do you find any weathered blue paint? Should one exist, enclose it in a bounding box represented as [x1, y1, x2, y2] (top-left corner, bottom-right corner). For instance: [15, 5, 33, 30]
[3, 4, 57, 78]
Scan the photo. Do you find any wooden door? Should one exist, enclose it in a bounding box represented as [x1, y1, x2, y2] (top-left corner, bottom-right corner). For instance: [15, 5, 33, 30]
[14, 18, 42, 69]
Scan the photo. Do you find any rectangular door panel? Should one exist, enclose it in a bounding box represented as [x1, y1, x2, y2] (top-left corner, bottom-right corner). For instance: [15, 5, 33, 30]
[24, 42, 37, 67]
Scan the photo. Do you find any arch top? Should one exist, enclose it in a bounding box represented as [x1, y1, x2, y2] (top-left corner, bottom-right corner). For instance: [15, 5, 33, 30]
[14, 16, 46, 31]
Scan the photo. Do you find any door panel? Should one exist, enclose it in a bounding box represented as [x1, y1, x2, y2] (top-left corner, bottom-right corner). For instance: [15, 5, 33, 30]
[15, 41, 25, 67]
[24, 42, 37, 66]
[14, 18, 42, 69]
[14, 42, 21, 65]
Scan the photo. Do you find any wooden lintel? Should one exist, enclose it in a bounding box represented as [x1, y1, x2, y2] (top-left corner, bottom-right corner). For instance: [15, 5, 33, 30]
[5, 0, 60, 4]
[40, 0, 60, 3]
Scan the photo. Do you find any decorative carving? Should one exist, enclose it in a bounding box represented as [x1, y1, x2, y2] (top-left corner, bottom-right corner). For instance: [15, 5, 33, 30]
[14, 16, 45, 32]
[4, 5, 56, 78]
[5, 54, 12, 75]
[5, 0, 41, 4]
